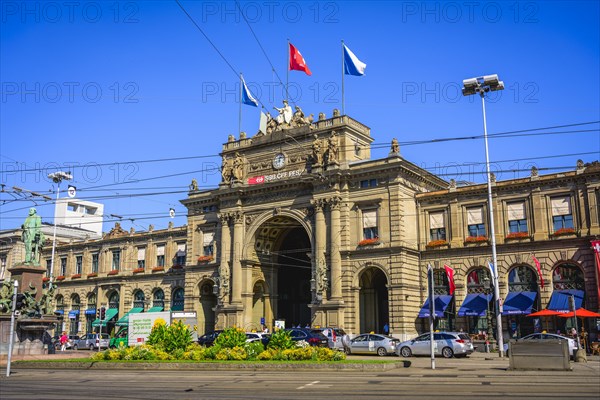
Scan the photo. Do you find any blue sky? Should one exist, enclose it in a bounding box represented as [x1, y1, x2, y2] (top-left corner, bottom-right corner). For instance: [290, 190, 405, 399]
[1, 0, 599, 233]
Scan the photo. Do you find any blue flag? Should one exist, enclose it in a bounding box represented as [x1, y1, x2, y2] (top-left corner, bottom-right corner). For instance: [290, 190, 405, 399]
[343, 44, 366, 76]
[241, 75, 258, 107]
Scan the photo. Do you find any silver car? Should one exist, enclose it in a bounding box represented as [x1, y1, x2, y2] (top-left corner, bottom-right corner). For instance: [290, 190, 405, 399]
[345, 333, 399, 356]
[73, 333, 110, 350]
[397, 332, 474, 358]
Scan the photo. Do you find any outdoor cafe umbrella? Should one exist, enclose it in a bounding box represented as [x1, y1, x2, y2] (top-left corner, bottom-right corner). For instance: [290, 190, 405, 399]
[527, 309, 564, 317]
[557, 308, 600, 318]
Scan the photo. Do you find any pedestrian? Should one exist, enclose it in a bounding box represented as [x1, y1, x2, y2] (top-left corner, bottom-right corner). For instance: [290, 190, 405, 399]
[59, 332, 68, 351]
[383, 323, 389, 335]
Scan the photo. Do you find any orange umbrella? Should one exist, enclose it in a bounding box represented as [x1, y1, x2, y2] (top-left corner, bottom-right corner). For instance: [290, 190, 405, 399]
[558, 308, 600, 318]
[527, 309, 565, 317]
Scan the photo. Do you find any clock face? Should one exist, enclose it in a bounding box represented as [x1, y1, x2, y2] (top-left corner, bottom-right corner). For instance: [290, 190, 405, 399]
[273, 153, 286, 169]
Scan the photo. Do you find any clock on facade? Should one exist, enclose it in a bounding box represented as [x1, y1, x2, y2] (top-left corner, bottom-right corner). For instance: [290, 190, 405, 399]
[273, 153, 286, 169]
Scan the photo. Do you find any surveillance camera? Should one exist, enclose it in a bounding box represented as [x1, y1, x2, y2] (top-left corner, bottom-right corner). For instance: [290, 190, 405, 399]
[462, 78, 478, 88]
[48, 171, 73, 183]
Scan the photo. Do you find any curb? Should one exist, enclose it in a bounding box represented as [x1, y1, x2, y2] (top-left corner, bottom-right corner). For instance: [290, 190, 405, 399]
[12, 359, 411, 371]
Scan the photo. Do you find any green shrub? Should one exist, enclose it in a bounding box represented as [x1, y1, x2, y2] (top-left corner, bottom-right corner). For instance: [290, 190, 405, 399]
[267, 329, 295, 350]
[214, 327, 247, 348]
[244, 340, 264, 359]
[147, 320, 193, 353]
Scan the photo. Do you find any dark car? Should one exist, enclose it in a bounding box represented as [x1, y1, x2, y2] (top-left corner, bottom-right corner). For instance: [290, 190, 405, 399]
[261, 328, 328, 347]
[197, 330, 222, 347]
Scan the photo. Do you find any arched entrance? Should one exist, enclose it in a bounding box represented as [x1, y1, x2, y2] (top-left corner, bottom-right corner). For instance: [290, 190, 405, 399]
[359, 267, 388, 333]
[199, 282, 217, 335]
[252, 216, 311, 329]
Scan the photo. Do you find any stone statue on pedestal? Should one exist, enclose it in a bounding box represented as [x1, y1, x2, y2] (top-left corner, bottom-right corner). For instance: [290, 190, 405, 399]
[22, 208, 44, 266]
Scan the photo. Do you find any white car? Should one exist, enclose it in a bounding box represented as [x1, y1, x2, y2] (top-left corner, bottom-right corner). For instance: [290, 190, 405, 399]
[397, 332, 475, 358]
[245, 332, 267, 343]
[504, 333, 578, 357]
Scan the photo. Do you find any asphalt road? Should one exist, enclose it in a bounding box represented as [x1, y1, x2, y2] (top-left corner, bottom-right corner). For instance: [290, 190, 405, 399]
[2, 355, 599, 400]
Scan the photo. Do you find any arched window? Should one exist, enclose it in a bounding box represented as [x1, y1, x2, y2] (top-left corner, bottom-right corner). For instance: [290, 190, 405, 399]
[87, 293, 96, 309]
[508, 265, 537, 292]
[71, 294, 80, 311]
[466, 268, 492, 294]
[108, 291, 119, 309]
[171, 287, 184, 311]
[153, 289, 165, 309]
[55, 295, 64, 313]
[433, 269, 449, 295]
[552, 264, 584, 290]
[133, 290, 145, 309]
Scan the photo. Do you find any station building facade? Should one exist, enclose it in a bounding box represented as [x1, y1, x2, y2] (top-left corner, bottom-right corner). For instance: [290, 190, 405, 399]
[37, 112, 600, 342]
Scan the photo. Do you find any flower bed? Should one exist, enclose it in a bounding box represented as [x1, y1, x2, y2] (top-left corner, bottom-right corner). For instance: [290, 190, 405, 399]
[87, 272, 98, 278]
[71, 274, 81, 279]
[56, 275, 66, 281]
[505, 231, 529, 240]
[151, 267, 165, 272]
[426, 240, 448, 249]
[197, 255, 214, 263]
[552, 227, 576, 237]
[465, 236, 488, 243]
[107, 270, 119, 276]
[358, 238, 380, 246]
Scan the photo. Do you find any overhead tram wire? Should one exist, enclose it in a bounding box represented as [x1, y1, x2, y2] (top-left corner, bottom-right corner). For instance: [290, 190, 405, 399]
[234, 0, 293, 106]
[173, 0, 269, 110]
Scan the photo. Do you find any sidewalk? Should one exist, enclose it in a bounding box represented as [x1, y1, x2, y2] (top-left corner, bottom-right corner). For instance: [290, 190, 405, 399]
[0, 350, 91, 367]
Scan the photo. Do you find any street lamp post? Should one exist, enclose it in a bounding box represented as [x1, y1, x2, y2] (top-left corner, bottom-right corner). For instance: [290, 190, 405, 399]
[483, 276, 492, 352]
[47, 171, 72, 286]
[462, 74, 505, 357]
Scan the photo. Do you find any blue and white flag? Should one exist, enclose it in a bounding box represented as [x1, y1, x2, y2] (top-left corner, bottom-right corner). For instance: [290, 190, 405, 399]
[487, 261, 496, 280]
[343, 44, 367, 76]
[241, 75, 258, 107]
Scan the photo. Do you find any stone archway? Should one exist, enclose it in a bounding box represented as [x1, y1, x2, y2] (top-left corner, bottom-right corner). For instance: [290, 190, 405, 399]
[358, 266, 389, 334]
[198, 281, 217, 335]
[248, 214, 312, 329]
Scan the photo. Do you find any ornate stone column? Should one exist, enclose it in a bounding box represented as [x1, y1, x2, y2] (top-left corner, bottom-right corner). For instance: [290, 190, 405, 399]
[231, 211, 244, 304]
[329, 196, 342, 300]
[313, 200, 327, 301]
[217, 213, 231, 303]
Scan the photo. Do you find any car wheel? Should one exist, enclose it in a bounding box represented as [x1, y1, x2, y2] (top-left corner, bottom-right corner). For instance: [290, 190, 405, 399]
[442, 347, 454, 358]
[89, 344, 95, 351]
[400, 347, 412, 358]
[73, 345, 78, 351]
[377, 347, 387, 356]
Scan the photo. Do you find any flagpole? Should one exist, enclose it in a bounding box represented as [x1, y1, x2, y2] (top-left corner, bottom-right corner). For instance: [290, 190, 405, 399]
[239, 73, 242, 136]
[341, 40, 345, 115]
[428, 265, 436, 370]
[286, 39, 290, 103]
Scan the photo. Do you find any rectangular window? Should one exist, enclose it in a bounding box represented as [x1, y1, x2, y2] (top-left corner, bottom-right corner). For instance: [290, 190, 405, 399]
[46, 259, 52, 277]
[60, 258, 67, 276]
[75, 255, 82, 275]
[551, 196, 574, 231]
[507, 202, 528, 233]
[362, 209, 378, 239]
[176, 243, 186, 266]
[203, 232, 214, 256]
[467, 207, 486, 237]
[0, 254, 6, 280]
[91, 253, 99, 273]
[156, 245, 165, 267]
[359, 179, 378, 188]
[112, 250, 121, 271]
[429, 211, 446, 241]
[137, 247, 146, 269]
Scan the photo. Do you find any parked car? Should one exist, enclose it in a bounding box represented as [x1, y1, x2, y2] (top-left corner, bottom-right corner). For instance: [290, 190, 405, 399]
[261, 328, 328, 347]
[345, 333, 399, 356]
[311, 327, 347, 350]
[397, 332, 474, 358]
[197, 330, 223, 347]
[503, 333, 579, 357]
[109, 327, 128, 348]
[73, 333, 110, 350]
[245, 332, 267, 343]
[53, 334, 79, 350]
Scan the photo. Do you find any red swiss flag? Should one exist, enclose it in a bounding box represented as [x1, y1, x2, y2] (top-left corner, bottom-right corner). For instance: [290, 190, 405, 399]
[289, 42, 312, 75]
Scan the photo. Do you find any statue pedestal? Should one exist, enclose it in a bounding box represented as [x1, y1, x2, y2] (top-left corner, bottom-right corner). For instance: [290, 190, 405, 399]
[0, 315, 58, 356]
[8, 264, 46, 301]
